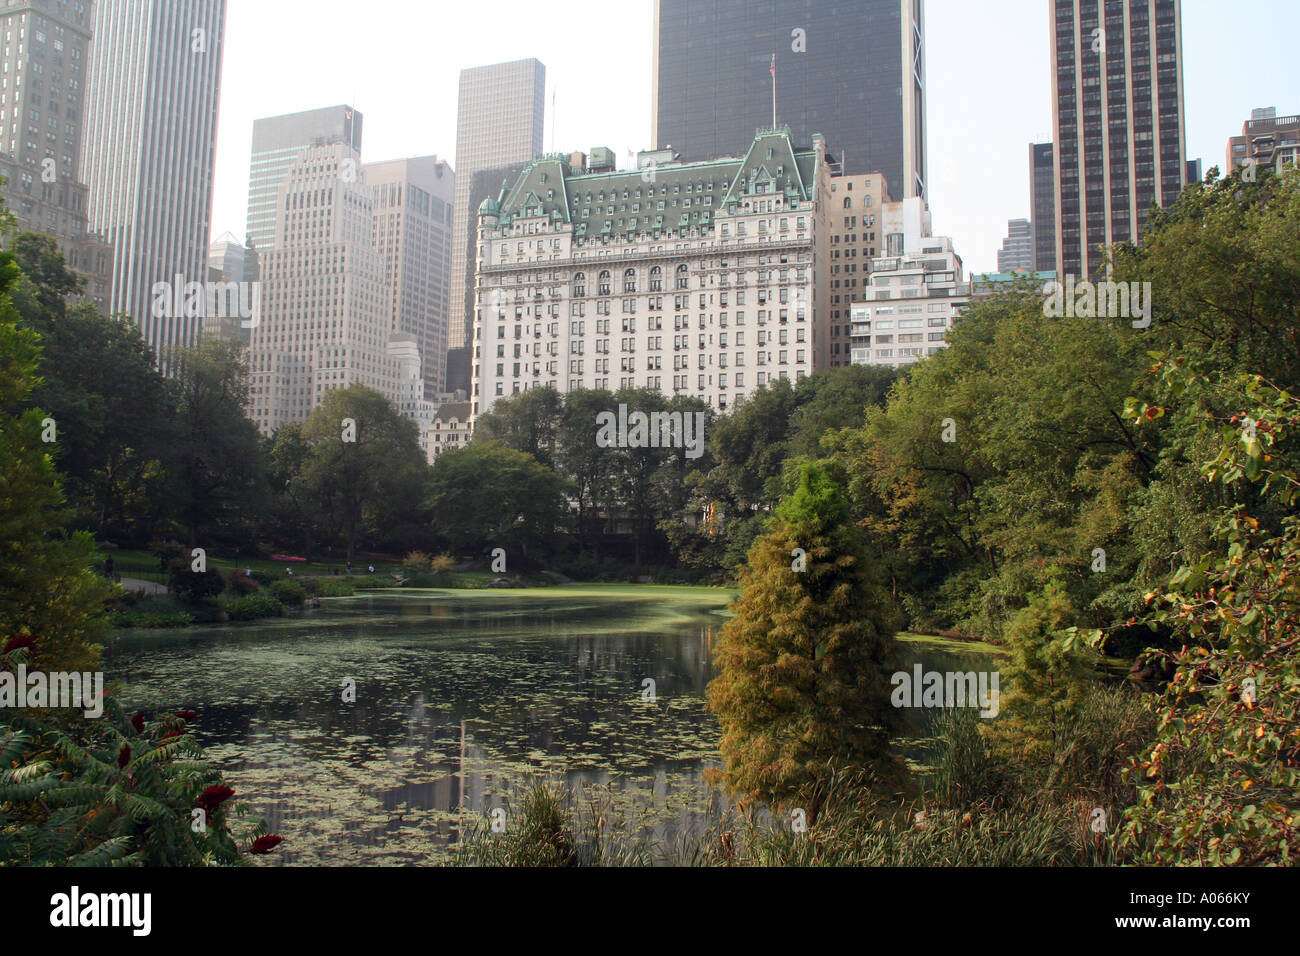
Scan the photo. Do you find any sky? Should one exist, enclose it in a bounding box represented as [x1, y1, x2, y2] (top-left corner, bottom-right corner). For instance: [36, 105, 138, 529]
[208, 0, 1300, 275]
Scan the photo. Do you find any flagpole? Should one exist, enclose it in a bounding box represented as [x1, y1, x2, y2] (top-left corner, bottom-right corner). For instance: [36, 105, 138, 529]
[771, 53, 777, 127]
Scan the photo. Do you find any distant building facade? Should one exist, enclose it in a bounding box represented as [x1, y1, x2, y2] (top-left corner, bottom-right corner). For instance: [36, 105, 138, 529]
[367, 156, 455, 396]
[850, 229, 966, 370]
[82, 0, 227, 354]
[1050, 0, 1187, 279]
[202, 231, 254, 343]
[1226, 107, 1299, 178]
[825, 172, 891, 367]
[653, 0, 927, 199]
[427, 401, 472, 463]
[245, 105, 363, 270]
[0, 0, 113, 312]
[248, 144, 408, 435]
[447, 59, 546, 359]
[471, 127, 832, 420]
[996, 218, 1034, 273]
[1029, 142, 1057, 273]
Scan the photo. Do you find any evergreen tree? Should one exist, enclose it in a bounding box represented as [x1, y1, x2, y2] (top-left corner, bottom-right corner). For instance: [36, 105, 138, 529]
[708, 461, 904, 822]
[987, 579, 1099, 765]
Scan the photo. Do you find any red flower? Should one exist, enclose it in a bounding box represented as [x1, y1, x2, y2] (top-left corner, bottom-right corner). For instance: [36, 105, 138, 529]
[130, 712, 146, 734]
[196, 784, 234, 813]
[250, 835, 284, 855]
[117, 744, 131, 768]
[174, 709, 198, 721]
[2, 633, 38, 657]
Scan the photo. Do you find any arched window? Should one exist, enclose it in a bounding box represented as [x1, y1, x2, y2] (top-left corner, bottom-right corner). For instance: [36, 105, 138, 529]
[649, 266, 663, 292]
[623, 268, 637, 293]
[675, 264, 689, 290]
[843, 197, 852, 209]
[598, 270, 611, 296]
[572, 272, 586, 297]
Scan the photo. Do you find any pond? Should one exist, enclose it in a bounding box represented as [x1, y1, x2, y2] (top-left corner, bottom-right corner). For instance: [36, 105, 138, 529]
[101, 585, 1001, 865]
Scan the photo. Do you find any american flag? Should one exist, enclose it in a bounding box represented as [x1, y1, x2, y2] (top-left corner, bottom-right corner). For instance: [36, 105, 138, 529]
[770, 53, 776, 77]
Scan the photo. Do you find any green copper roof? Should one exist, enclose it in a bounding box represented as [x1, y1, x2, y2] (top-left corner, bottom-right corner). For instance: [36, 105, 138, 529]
[482, 127, 823, 242]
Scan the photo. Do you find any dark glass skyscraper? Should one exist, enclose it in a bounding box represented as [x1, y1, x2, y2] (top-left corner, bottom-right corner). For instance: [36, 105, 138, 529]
[1029, 142, 1057, 273]
[652, 0, 926, 198]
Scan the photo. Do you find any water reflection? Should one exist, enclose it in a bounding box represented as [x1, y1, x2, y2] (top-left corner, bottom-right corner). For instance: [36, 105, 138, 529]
[102, 590, 994, 865]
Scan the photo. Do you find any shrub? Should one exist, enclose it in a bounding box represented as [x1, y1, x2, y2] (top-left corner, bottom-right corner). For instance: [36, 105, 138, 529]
[458, 782, 577, 867]
[0, 683, 278, 865]
[313, 577, 357, 597]
[167, 565, 225, 605]
[226, 570, 261, 596]
[269, 579, 308, 607]
[403, 551, 434, 572]
[224, 591, 283, 621]
[430, 553, 456, 574]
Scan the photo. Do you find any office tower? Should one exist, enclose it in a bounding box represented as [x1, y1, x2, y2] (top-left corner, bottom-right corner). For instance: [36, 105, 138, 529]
[653, 0, 927, 198]
[1226, 107, 1300, 177]
[202, 231, 254, 343]
[366, 155, 455, 396]
[470, 127, 832, 419]
[248, 143, 406, 435]
[0, 0, 113, 311]
[826, 173, 892, 367]
[996, 219, 1034, 273]
[1029, 142, 1057, 273]
[1050, 0, 1187, 279]
[82, 0, 227, 354]
[246, 105, 363, 267]
[447, 58, 545, 360]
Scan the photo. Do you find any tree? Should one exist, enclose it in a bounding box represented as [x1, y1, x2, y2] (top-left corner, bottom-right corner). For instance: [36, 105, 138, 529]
[987, 579, 1100, 765]
[299, 385, 425, 563]
[556, 389, 620, 559]
[165, 339, 266, 549]
[471, 386, 564, 470]
[1104, 365, 1300, 866]
[707, 462, 905, 822]
[426, 441, 569, 563]
[0, 250, 111, 671]
[8, 232, 172, 542]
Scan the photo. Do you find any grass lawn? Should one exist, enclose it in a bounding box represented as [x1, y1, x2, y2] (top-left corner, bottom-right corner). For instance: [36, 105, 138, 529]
[108, 547, 405, 581]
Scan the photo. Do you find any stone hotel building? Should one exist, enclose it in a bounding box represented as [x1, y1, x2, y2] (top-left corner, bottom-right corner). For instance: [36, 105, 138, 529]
[469, 127, 831, 419]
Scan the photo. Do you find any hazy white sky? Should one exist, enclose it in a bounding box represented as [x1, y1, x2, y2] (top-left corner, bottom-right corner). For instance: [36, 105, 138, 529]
[209, 0, 1300, 274]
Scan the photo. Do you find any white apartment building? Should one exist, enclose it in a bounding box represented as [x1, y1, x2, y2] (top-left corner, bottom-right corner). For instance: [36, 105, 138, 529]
[850, 229, 968, 369]
[248, 143, 409, 435]
[470, 126, 831, 419]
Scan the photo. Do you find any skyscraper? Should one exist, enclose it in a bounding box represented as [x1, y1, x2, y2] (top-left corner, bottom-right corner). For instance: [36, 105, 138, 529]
[248, 143, 403, 435]
[1050, 0, 1187, 279]
[1029, 142, 1057, 274]
[246, 105, 363, 266]
[447, 58, 545, 361]
[0, 0, 113, 312]
[653, 0, 927, 198]
[997, 219, 1034, 273]
[82, 0, 227, 354]
[366, 156, 455, 396]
